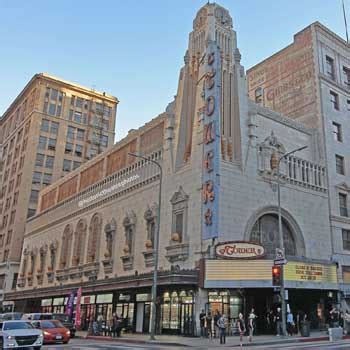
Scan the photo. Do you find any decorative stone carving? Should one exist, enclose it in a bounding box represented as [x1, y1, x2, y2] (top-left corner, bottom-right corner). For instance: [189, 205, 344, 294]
[72, 219, 87, 267]
[214, 6, 232, 28]
[102, 218, 116, 274]
[165, 243, 190, 263]
[20, 247, 29, 278]
[87, 213, 102, 263]
[143, 205, 158, 267]
[121, 211, 136, 270]
[203, 122, 215, 144]
[47, 240, 58, 283]
[59, 224, 73, 269]
[37, 245, 47, 285]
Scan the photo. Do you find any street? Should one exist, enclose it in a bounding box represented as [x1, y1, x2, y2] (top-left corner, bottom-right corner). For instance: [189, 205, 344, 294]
[41, 338, 350, 350]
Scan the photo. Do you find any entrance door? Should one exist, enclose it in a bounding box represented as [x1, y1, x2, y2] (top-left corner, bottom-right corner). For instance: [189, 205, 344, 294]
[180, 303, 193, 336]
[143, 303, 151, 333]
[136, 303, 144, 333]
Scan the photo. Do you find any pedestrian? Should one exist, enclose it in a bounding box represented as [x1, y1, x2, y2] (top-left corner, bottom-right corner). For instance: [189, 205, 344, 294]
[199, 309, 206, 337]
[275, 307, 283, 336]
[217, 313, 227, 344]
[287, 310, 295, 336]
[248, 308, 257, 342]
[97, 314, 104, 336]
[214, 310, 221, 338]
[237, 312, 246, 347]
[206, 312, 213, 339]
[344, 310, 350, 334]
[115, 314, 122, 337]
[330, 306, 340, 328]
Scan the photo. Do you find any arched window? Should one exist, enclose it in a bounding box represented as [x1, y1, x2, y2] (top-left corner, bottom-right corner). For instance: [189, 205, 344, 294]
[59, 224, 73, 269]
[87, 213, 102, 263]
[250, 214, 296, 256]
[72, 219, 87, 266]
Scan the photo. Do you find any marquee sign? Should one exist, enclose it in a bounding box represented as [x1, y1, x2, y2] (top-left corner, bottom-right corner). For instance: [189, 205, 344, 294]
[216, 241, 265, 259]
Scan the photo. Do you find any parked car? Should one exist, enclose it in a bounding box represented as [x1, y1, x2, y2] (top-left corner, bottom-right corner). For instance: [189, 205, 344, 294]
[22, 313, 52, 321]
[0, 320, 43, 349]
[52, 313, 76, 337]
[32, 320, 70, 344]
[2, 313, 22, 321]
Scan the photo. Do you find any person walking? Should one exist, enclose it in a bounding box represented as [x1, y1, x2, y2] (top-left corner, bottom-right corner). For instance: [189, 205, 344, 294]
[330, 306, 340, 327]
[287, 311, 295, 336]
[217, 313, 227, 344]
[275, 307, 283, 336]
[214, 310, 221, 338]
[237, 312, 246, 347]
[199, 309, 206, 337]
[248, 308, 257, 342]
[206, 312, 213, 339]
[344, 310, 350, 334]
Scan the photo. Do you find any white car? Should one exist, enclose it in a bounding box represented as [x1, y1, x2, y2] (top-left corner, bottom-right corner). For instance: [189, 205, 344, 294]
[0, 320, 43, 349]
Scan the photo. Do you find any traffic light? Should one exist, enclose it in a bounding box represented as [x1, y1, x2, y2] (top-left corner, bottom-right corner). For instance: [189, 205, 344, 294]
[272, 265, 282, 286]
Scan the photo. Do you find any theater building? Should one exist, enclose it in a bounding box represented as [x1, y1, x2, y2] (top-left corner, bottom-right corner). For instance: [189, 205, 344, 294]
[6, 3, 340, 334]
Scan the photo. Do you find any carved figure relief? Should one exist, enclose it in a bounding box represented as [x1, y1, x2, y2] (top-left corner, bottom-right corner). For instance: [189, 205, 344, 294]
[29, 248, 38, 275]
[49, 241, 58, 271]
[21, 248, 29, 277]
[202, 180, 215, 204]
[204, 150, 214, 172]
[72, 219, 87, 266]
[59, 224, 73, 269]
[123, 211, 137, 255]
[144, 206, 156, 249]
[204, 208, 213, 226]
[104, 218, 116, 259]
[204, 122, 215, 144]
[87, 213, 102, 263]
[208, 52, 215, 65]
[38, 245, 47, 273]
[205, 96, 215, 116]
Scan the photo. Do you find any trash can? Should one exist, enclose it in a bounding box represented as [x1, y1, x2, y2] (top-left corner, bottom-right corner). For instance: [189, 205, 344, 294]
[300, 321, 310, 337]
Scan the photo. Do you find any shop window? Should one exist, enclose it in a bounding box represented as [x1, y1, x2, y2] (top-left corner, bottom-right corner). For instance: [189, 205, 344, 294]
[250, 214, 296, 256]
[343, 266, 350, 283]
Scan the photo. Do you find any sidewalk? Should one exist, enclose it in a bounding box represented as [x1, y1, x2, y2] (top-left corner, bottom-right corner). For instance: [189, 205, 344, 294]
[76, 330, 350, 347]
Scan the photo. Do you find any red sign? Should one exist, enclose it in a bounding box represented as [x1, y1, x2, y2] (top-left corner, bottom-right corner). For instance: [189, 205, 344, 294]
[75, 287, 82, 328]
[216, 241, 265, 259]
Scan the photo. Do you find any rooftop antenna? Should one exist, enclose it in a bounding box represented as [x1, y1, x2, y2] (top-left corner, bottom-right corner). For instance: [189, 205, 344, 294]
[342, 0, 349, 43]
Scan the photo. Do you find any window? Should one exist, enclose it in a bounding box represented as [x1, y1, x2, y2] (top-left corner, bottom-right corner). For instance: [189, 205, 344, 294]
[75, 144, 83, 157]
[29, 190, 39, 203]
[8, 180, 14, 193]
[336, 155, 345, 175]
[32, 171, 41, 185]
[27, 208, 36, 219]
[104, 105, 111, 117]
[65, 143, 73, 154]
[63, 159, 72, 171]
[101, 135, 108, 147]
[3, 250, 9, 262]
[102, 119, 109, 130]
[326, 56, 335, 79]
[255, 87, 263, 103]
[19, 156, 24, 170]
[15, 174, 21, 188]
[42, 173, 52, 185]
[73, 161, 81, 170]
[330, 91, 339, 110]
[332, 122, 342, 142]
[6, 229, 13, 245]
[48, 103, 56, 116]
[77, 129, 85, 141]
[74, 111, 82, 123]
[41, 119, 50, 132]
[96, 102, 103, 114]
[47, 138, 56, 151]
[38, 136, 47, 150]
[12, 273, 18, 290]
[35, 153, 45, 167]
[67, 126, 75, 139]
[339, 193, 348, 217]
[50, 121, 59, 134]
[343, 66, 350, 88]
[9, 211, 15, 226]
[76, 98, 83, 108]
[347, 100, 350, 112]
[343, 229, 350, 250]
[45, 156, 54, 169]
[13, 192, 19, 206]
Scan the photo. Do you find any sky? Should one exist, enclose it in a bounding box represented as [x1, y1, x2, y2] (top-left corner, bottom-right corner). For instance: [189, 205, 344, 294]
[0, 0, 348, 142]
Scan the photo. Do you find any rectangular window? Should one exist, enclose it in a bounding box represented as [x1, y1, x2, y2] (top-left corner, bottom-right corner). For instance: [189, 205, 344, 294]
[63, 159, 72, 171]
[35, 153, 45, 167]
[326, 56, 335, 79]
[42, 173, 52, 185]
[339, 193, 348, 217]
[104, 105, 111, 117]
[336, 154, 345, 175]
[41, 119, 50, 132]
[96, 102, 103, 114]
[76, 97, 83, 108]
[12, 273, 18, 290]
[74, 111, 82, 124]
[13, 192, 19, 206]
[73, 161, 81, 170]
[343, 230, 350, 250]
[67, 126, 75, 139]
[343, 66, 350, 88]
[347, 100, 350, 112]
[50, 121, 59, 134]
[65, 142, 73, 154]
[15, 174, 21, 188]
[50, 89, 58, 100]
[77, 129, 85, 141]
[75, 144, 83, 157]
[175, 212, 184, 238]
[330, 91, 339, 110]
[47, 138, 56, 151]
[45, 156, 54, 169]
[32, 171, 41, 185]
[27, 208, 36, 219]
[56, 104, 62, 117]
[3, 250, 9, 262]
[332, 122, 342, 142]
[101, 135, 108, 147]
[38, 136, 47, 150]
[69, 109, 74, 120]
[48, 103, 56, 116]
[9, 211, 15, 226]
[29, 189, 39, 203]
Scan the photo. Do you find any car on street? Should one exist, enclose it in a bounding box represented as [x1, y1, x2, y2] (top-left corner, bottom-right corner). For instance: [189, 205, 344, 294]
[0, 320, 43, 349]
[32, 320, 70, 344]
[52, 313, 76, 337]
[2, 313, 22, 321]
[22, 313, 52, 321]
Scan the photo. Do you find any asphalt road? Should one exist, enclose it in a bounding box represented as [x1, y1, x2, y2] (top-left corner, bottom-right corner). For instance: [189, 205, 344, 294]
[41, 338, 350, 350]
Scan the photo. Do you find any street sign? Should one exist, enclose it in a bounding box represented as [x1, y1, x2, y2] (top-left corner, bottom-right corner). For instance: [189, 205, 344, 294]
[274, 258, 287, 266]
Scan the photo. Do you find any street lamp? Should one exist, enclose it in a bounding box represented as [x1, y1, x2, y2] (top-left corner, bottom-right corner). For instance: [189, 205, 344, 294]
[275, 145, 307, 336]
[128, 152, 162, 341]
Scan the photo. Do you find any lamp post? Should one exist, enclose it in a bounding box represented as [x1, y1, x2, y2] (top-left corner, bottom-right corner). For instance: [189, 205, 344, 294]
[128, 152, 162, 341]
[275, 145, 307, 336]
